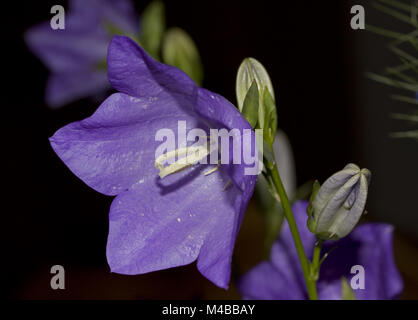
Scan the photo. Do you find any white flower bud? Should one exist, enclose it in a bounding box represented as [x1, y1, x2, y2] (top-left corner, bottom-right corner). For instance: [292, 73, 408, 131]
[309, 163, 371, 240]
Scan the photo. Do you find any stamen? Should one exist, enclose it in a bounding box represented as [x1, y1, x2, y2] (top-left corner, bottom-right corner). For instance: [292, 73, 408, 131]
[155, 138, 218, 179]
[204, 160, 221, 176]
[223, 179, 232, 191]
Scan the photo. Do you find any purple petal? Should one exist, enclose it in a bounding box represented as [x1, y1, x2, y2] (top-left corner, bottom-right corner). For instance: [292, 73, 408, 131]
[238, 201, 402, 299]
[196, 88, 257, 194]
[272, 201, 316, 261]
[269, 201, 316, 292]
[100, 0, 139, 36]
[320, 223, 403, 300]
[25, 21, 108, 72]
[197, 168, 255, 286]
[107, 36, 196, 100]
[107, 35, 258, 200]
[238, 261, 305, 299]
[25, 0, 139, 107]
[70, 0, 138, 35]
[26, 1, 139, 72]
[238, 201, 313, 299]
[107, 165, 243, 289]
[50, 35, 258, 289]
[49, 92, 201, 196]
[45, 71, 109, 108]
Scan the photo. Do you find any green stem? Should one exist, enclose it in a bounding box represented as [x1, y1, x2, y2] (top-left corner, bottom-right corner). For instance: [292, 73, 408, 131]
[267, 163, 318, 300]
[311, 240, 323, 280]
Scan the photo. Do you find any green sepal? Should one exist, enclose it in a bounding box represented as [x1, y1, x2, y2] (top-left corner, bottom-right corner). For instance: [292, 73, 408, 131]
[307, 216, 317, 234]
[236, 57, 275, 112]
[241, 80, 259, 128]
[162, 27, 203, 85]
[341, 277, 356, 300]
[262, 140, 275, 172]
[140, 0, 165, 59]
[262, 87, 277, 146]
[310, 180, 321, 202]
[315, 231, 339, 241]
[306, 180, 320, 218]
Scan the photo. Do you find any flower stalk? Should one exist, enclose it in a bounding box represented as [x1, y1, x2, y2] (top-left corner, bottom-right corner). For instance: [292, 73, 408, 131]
[265, 156, 318, 300]
[310, 240, 323, 281]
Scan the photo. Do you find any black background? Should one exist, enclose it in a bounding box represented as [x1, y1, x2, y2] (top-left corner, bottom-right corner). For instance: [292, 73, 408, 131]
[4, 0, 418, 299]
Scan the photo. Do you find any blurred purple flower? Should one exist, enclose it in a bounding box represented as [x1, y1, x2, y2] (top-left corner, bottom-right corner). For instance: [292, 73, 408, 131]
[25, 0, 139, 108]
[49, 36, 257, 288]
[238, 201, 403, 299]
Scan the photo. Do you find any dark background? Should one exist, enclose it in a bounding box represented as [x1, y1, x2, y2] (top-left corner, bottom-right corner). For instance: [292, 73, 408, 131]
[5, 0, 418, 299]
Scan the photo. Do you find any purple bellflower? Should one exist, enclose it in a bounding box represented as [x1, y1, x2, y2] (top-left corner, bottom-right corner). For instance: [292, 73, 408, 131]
[25, 0, 139, 108]
[49, 36, 257, 289]
[238, 201, 403, 299]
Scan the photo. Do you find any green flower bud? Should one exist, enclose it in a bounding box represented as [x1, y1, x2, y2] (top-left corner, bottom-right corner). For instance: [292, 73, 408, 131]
[236, 58, 277, 145]
[140, 0, 165, 59]
[236, 58, 274, 112]
[308, 163, 371, 240]
[162, 27, 203, 85]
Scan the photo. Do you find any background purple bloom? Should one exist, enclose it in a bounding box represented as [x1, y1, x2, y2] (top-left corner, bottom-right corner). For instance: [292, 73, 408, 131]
[25, 0, 138, 108]
[238, 200, 403, 299]
[49, 36, 257, 289]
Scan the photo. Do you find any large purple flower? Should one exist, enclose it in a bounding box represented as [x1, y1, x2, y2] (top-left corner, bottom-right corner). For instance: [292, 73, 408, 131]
[25, 0, 138, 107]
[238, 201, 403, 299]
[49, 36, 257, 288]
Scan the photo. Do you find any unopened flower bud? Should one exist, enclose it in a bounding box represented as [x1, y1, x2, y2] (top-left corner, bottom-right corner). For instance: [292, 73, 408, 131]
[236, 58, 277, 145]
[162, 27, 203, 85]
[236, 57, 275, 113]
[308, 163, 371, 240]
